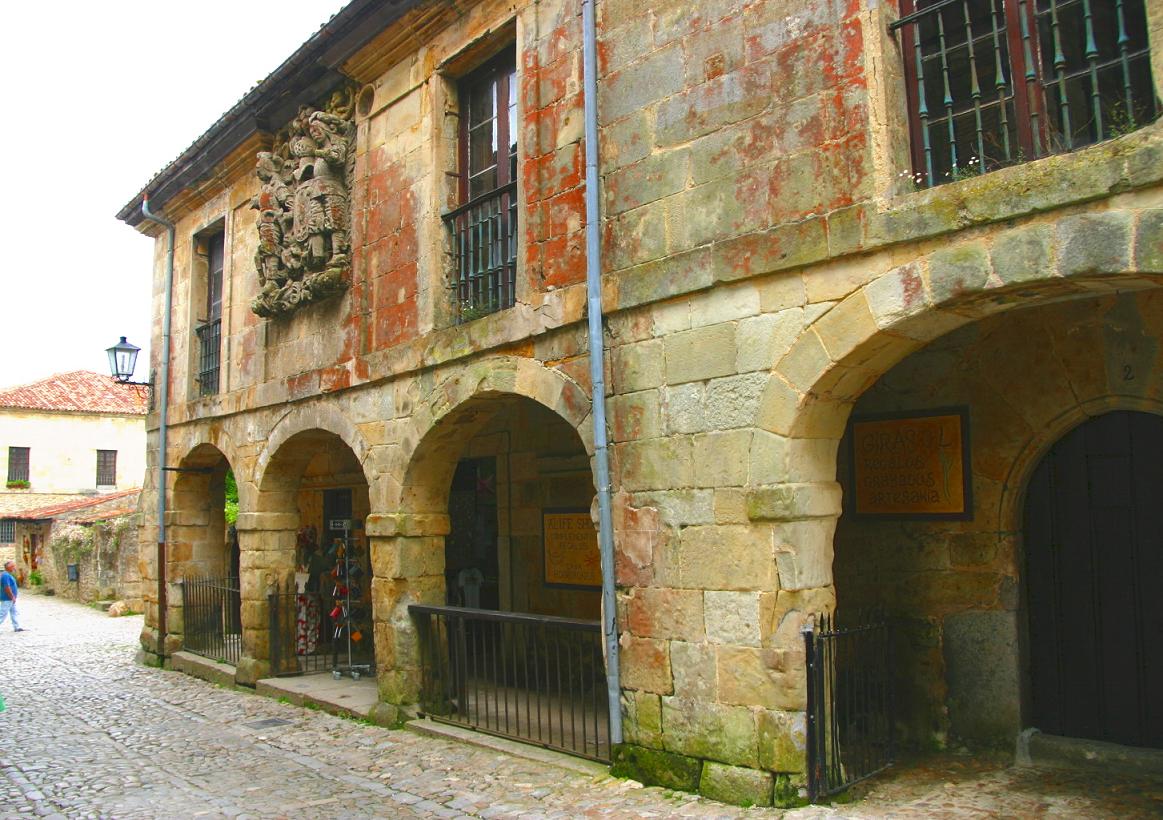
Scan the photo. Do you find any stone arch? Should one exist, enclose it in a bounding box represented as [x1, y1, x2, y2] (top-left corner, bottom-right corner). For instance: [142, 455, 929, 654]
[748, 211, 1162, 596]
[238, 407, 374, 685]
[779, 216, 1163, 747]
[170, 440, 238, 579]
[166, 441, 240, 657]
[369, 355, 595, 712]
[255, 402, 371, 487]
[765, 209, 1162, 453]
[395, 355, 594, 514]
[998, 396, 1163, 536]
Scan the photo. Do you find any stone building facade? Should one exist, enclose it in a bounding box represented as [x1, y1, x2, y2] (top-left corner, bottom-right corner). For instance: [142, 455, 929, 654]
[119, 0, 1163, 806]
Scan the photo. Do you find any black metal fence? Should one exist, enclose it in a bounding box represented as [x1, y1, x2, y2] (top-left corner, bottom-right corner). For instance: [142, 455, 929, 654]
[180, 576, 241, 665]
[443, 181, 517, 322]
[268, 579, 377, 676]
[803, 615, 895, 802]
[410, 605, 610, 762]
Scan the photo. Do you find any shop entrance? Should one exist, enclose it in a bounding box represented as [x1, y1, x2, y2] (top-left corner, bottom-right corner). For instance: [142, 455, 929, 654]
[408, 393, 609, 760]
[445, 457, 499, 609]
[1023, 410, 1163, 748]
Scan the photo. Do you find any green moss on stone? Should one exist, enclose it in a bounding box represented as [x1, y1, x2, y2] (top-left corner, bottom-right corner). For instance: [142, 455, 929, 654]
[699, 761, 774, 807]
[610, 743, 703, 792]
[773, 773, 808, 808]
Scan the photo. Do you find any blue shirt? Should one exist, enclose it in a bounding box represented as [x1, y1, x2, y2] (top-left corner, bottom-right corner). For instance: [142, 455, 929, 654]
[0, 570, 16, 601]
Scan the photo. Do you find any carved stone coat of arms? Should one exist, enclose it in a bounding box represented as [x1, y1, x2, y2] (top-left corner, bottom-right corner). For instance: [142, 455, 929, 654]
[251, 90, 356, 318]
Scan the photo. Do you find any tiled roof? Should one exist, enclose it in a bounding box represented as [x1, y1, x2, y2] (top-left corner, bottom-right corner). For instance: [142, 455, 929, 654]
[0, 371, 147, 416]
[2, 489, 140, 521]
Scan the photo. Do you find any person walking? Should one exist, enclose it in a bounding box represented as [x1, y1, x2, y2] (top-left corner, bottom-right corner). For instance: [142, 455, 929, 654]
[1, 560, 25, 632]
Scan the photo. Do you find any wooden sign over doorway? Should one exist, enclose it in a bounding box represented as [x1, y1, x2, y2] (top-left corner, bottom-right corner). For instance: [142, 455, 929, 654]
[543, 509, 601, 589]
[849, 408, 972, 519]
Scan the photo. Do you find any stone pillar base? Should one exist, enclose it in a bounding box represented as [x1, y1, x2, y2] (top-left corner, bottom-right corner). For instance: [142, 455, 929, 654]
[611, 743, 806, 808]
[236, 656, 270, 687]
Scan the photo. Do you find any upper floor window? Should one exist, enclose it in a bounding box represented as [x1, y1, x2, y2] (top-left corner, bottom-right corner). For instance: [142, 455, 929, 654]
[196, 230, 224, 395]
[893, 0, 1158, 188]
[444, 49, 518, 322]
[96, 450, 117, 487]
[7, 447, 29, 484]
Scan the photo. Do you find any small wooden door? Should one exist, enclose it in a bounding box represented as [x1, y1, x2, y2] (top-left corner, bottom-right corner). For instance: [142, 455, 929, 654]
[1023, 411, 1163, 748]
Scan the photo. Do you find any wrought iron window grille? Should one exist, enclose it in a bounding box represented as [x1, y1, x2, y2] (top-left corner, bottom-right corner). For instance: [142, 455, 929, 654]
[892, 0, 1158, 189]
[195, 318, 222, 397]
[443, 181, 518, 323]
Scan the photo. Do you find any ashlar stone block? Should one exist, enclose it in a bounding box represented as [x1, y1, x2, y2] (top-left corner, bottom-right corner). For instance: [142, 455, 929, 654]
[704, 373, 768, 430]
[1057, 212, 1132, 278]
[661, 524, 777, 591]
[661, 696, 759, 767]
[705, 590, 763, 646]
[670, 640, 717, 701]
[927, 243, 991, 305]
[758, 709, 807, 773]
[619, 634, 674, 694]
[664, 323, 738, 385]
[990, 224, 1055, 285]
[699, 761, 774, 808]
[692, 430, 751, 487]
[626, 586, 706, 641]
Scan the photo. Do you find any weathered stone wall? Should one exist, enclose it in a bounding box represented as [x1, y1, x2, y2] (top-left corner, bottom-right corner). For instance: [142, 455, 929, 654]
[130, 0, 1163, 805]
[42, 516, 142, 609]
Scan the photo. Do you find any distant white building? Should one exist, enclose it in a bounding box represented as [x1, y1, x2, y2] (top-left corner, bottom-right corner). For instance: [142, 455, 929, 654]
[0, 371, 147, 570]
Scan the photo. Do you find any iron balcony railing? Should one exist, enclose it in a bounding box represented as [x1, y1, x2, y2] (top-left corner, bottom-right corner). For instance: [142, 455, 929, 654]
[195, 318, 221, 396]
[892, 0, 1157, 188]
[804, 615, 895, 802]
[180, 576, 242, 665]
[443, 181, 517, 322]
[410, 604, 610, 762]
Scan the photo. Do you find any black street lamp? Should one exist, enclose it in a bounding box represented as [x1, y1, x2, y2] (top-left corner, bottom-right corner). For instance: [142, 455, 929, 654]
[106, 336, 141, 383]
[105, 336, 152, 405]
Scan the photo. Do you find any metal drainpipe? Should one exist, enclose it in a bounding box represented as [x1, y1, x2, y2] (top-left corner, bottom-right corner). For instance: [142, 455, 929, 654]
[582, 0, 622, 746]
[140, 194, 175, 661]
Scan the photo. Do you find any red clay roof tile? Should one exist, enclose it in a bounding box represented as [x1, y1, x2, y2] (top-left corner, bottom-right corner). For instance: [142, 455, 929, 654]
[0, 371, 147, 416]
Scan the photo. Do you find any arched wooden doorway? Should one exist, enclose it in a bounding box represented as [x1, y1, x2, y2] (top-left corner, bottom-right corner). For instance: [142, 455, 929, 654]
[1023, 410, 1163, 748]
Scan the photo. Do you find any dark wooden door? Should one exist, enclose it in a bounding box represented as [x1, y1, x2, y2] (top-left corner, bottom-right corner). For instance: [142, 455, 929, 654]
[1024, 411, 1163, 748]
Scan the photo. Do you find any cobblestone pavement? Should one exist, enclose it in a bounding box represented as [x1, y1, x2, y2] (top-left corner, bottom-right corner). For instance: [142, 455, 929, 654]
[2, 594, 1161, 819]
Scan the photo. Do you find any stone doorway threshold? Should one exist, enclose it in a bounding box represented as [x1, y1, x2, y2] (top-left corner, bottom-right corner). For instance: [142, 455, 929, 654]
[170, 651, 379, 719]
[1017, 728, 1163, 776]
[255, 672, 379, 718]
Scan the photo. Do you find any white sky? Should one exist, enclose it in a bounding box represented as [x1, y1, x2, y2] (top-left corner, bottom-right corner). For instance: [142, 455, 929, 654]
[0, 1, 348, 390]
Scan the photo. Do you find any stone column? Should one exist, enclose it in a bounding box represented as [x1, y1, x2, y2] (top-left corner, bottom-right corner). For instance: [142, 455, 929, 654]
[365, 512, 450, 723]
[233, 511, 299, 685]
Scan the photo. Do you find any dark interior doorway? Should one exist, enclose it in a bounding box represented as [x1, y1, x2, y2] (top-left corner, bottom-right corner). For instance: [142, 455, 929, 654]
[1023, 410, 1163, 748]
[445, 457, 499, 609]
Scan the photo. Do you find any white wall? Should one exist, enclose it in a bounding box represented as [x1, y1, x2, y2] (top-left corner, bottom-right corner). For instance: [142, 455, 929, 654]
[0, 409, 146, 494]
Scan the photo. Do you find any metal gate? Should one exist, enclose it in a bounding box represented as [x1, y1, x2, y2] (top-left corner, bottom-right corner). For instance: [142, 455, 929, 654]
[180, 576, 241, 665]
[1024, 410, 1163, 748]
[410, 605, 610, 762]
[803, 615, 895, 802]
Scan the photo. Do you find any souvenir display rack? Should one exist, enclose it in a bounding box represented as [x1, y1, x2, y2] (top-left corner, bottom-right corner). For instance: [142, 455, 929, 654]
[330, 527, 372, 679]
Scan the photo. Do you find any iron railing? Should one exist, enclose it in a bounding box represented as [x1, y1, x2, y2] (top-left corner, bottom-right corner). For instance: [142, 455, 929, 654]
[180, 576, 242, 665]
[410, 605, 610, 762]
[268, 580, 350, 676]
[892, 0, 1157, 188]
[195, 318, 221, 396]
[804, 615, 895, 802]
[443, 181, 517, 322]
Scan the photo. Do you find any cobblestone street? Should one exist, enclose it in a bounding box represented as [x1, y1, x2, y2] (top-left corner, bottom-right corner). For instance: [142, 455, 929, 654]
[1, 594, 1161, 819]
